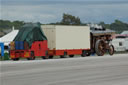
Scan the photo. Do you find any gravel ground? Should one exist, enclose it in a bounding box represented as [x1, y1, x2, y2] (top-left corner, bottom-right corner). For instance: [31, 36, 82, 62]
[0, 54, 128, 85]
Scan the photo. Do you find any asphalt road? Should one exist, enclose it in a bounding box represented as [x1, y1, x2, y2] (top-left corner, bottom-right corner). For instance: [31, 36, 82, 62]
[0, 54, 128, 85]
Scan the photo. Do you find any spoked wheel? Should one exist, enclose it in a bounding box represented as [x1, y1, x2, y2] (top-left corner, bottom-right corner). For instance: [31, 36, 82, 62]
[95, 40, 105, 56]
[69, 55, 74, 58]
[12, 58, 19, 61]
[108, 45, 114, 55]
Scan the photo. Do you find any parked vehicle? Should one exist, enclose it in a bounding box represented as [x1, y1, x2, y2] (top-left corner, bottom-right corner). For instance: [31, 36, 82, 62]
[112, 36, 128, 52]
[41, 25, 90, 58]
[112, 31, 128, 52]
[90, 28, 115, 56]
[124, 38, 128, 51]
[10, 23, 115, 61]
[10, 23, 48, 60]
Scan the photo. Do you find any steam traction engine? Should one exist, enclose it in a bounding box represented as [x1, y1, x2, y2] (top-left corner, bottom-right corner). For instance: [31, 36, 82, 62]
[90, 27, 115, 56]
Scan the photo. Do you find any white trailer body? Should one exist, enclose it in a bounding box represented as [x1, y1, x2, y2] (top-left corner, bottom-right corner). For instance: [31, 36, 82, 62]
[41, 25, 90, 50]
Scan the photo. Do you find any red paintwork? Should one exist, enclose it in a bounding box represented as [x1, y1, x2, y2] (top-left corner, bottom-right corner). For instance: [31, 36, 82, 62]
[48, 49, 90, 56]
[10, 40, 48, 59]
[31, 40, 48, 57]
[10, 40, 91, 59]
[10, 50, 31, 59]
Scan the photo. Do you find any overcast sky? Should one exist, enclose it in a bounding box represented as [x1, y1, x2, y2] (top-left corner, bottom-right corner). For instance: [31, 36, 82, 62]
[1, 0, 128, 24]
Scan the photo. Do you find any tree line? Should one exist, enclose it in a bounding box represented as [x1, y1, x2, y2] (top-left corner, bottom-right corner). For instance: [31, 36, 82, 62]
[0, 20, 25, 31]
[99, 20, 128, 33]
[0, 13, 128, 33]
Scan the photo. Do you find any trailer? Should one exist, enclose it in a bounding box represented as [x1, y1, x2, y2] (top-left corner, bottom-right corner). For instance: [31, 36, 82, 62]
[10, 23, 48, 60]
[41, 25, 90, 58]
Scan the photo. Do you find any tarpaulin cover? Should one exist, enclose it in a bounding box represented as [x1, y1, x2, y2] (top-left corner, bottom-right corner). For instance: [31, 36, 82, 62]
[14, 23, 47, 46]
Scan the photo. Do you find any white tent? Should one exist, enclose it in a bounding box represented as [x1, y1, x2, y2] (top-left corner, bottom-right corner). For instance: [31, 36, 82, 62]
[121, 31, 128, 35]
[0, 30, 19, 46]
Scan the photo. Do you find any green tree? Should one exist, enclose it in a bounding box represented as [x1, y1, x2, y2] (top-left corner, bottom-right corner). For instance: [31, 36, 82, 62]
[110, 20, 128, 33]
[0, 20, 12, 29]
[61, 13, 81, 25]
[99, 20, 128, 33]
[0, 20, 25, 31]
[99, 21, 110, 29]
[12, 21, 25, 29]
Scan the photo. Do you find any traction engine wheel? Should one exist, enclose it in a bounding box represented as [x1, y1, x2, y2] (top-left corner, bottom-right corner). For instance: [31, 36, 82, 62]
[108, 45, 114, 55]
[95, 40, 105, 56]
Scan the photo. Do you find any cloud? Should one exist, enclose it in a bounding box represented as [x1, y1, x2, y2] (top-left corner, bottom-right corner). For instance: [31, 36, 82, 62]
[1, 5, 58, 23]
[1, 1, 128, 23]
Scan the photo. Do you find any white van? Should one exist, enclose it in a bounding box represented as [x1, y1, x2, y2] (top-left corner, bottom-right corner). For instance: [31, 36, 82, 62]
[124, 38, 128, 51]
[112, 36, 128, 52]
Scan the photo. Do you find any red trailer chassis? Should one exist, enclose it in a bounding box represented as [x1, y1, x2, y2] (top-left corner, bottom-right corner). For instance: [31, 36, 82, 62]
[10, 40, 91, 60]
[47, 49, 90, 58]
[10, 40, 48, 60]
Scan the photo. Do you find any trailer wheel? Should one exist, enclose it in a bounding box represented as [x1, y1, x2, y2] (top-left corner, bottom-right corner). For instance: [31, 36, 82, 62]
[69, 55, 74, 58]
[81, 54, 86, 57]
[27, 57, 35, 60]
[49, 56, 53, 59]
[95, 40, 105, 56]
[42, 56, 49, 59]
[42, 56, 46, 59]
[12, 58, 19, 61]
[60, 52, 67, 58]
[60, 55, 67, 58]
[27, 56, 35, 60]
[27, 51, 35, 60]
[81, 50, 86, 57]
[108, 45, 114, 55]
[86, 52, 91, 56]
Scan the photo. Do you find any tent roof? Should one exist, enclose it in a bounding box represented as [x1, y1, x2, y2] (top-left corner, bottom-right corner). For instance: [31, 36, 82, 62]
[121, 31, 128, 35]
[0, 30, 19, 45]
